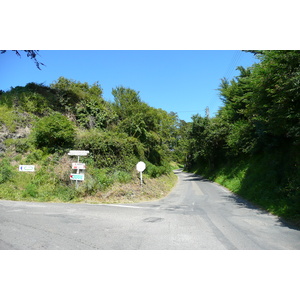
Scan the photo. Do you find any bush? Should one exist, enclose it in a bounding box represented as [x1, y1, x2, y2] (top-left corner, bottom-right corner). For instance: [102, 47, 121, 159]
[53, 185, 77, 202]
[89, 168, 114, 190]
[22, 183, 38, 198]
[25, 149, 45, 163]
[75, 129, 144, 170]
[144, 161, 172, 178]
[0, 158, 14, 184]
[113, 170, 132, 183]
[33, 112, 75, 153]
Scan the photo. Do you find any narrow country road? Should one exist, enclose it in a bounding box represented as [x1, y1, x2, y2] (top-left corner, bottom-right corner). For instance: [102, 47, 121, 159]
[1, 170, 300, 250]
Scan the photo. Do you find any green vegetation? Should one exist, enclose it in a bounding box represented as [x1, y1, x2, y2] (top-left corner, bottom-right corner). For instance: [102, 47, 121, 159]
[0, 77, 179, 203]
[0, 158, 14, 183]
[1, 51, 299, 224]
[0, 106, 17, 132]
[184, 51, 300, 225]
[33, 112, 76, 152]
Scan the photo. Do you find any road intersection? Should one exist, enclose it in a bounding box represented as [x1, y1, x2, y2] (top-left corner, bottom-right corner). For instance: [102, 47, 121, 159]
[1, 170, 300, 250]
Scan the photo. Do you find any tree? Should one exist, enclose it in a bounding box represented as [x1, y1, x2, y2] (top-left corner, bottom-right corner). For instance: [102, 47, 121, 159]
[50, 77, 117, 129]
[171, 118, 192, 164]
[185, 50, 300, 171]
[246, 50, 300, 145]
[111, 86, 177, 165]
[1, 50, 45, 70]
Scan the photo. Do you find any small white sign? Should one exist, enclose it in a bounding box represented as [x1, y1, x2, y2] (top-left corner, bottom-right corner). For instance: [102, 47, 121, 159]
[70, 173, 85, 181]
[72, 163, 86, 170]
[136, 161, 146, 172]
[68, 150, 89, 156]
[19, 165, 35, 172]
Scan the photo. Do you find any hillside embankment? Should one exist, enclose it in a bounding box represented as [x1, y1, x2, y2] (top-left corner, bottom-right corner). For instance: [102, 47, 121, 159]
[0, 79, 179, 204]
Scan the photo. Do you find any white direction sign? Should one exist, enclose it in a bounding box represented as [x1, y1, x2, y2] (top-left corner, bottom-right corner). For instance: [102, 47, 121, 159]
[72, 163, 86, 170]
[19, 165, 35, 172]
[68, 150, 89, 156]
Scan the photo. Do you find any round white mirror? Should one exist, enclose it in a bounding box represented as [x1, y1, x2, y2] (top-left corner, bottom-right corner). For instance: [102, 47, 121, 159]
[136, 161, 146, 172]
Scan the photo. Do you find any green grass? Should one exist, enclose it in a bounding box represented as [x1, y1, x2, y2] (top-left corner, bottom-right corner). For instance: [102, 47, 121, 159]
[0, 154, 178, 204]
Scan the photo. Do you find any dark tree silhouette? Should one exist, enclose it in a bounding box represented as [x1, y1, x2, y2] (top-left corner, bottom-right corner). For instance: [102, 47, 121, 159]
[0, 50, 45, 70]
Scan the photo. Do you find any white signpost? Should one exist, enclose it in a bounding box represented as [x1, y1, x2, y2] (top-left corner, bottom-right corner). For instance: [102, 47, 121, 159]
[136, 161, 146, 187]
[72, 163, 86, 170]
[68, 150, 89, 188]
[68, 150, 89, 157]
[19, 165, 35, 172]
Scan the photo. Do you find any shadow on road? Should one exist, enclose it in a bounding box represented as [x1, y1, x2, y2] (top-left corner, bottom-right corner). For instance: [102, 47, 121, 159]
[222, 192, 268, 213]
[222, 192, 300, 231]
[182, 173, 210, 182]
[176, 170, 300, 231]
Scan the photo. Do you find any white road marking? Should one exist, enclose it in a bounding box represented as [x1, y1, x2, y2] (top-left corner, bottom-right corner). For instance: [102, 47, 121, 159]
[94, 203, 144, 209]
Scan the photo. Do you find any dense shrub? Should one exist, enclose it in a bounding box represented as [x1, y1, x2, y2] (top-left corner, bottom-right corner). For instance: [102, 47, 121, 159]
[144, 161, 172, 178]
[33, 112, 75, 153]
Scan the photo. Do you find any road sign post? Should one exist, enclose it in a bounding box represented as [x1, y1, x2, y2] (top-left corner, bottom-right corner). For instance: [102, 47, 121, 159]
[136, 161, 146, 187]
[68, 150, 89, 189]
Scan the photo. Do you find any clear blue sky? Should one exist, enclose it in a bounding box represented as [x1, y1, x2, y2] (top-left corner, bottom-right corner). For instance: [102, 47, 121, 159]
[0, 50, 258, 122]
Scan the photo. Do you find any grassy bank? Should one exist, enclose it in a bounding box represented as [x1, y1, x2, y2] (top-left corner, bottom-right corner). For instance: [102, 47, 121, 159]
[192, 152, 300, 226]
[0, 78, 181, 205]
[0, 154, 178, 204]
[81, 172, 178, 204]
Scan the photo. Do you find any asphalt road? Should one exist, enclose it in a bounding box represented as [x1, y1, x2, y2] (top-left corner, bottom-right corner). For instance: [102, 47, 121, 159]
[1, 170, 300, 250]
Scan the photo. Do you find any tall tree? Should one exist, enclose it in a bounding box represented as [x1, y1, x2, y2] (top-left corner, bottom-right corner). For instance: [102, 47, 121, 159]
[186, 50, 300, 171]
[246, 50, 300, 145]
[111, 86, 177, 165]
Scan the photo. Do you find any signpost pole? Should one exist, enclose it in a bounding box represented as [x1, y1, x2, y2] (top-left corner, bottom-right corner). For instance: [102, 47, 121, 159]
[136, 161, 146, 188]
[68, 151, 89, 189]
[76, 155, 80, 189]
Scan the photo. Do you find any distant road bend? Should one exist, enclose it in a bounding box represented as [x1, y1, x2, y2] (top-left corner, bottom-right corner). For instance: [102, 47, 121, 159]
[1, 170, 300, 250]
